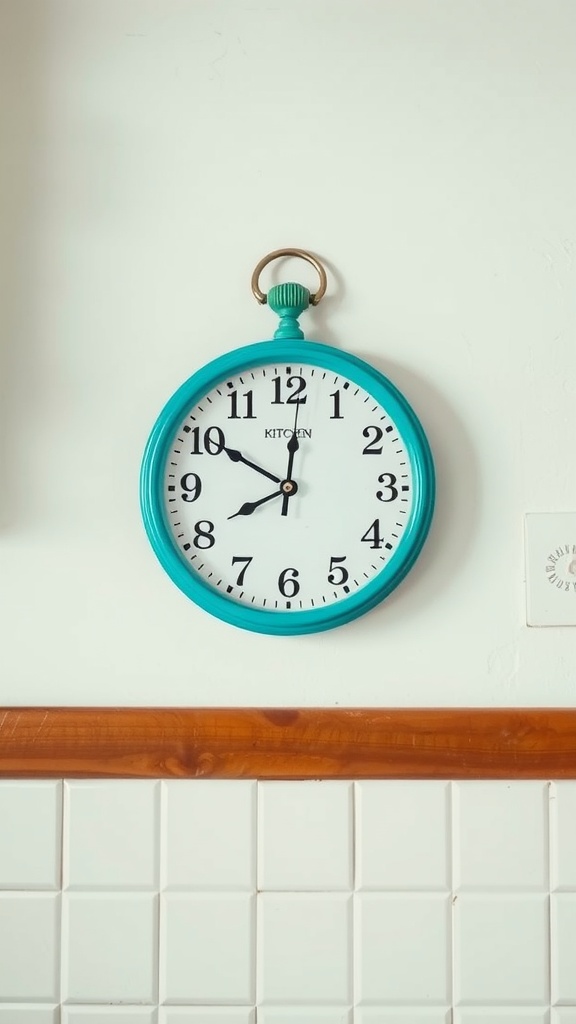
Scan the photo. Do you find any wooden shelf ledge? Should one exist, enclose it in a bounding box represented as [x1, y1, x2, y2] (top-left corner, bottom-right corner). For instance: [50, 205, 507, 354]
[1, 707, 576, 779]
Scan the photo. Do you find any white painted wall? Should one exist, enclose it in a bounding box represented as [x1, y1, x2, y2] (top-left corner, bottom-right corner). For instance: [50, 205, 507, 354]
[2, 0, 576, 707]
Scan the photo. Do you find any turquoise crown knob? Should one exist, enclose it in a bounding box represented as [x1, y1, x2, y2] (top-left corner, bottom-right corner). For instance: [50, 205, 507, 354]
[267, 282, 310, 340]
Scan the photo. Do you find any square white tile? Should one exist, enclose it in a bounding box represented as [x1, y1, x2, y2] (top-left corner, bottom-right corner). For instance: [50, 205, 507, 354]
[553, 1011, 576, 1023]
[258, 782, 352, 891]
[454, 1011, 550, 1022]
[355, 1012, 451, 1023]
[0, 1009, 58, 1024]
[0, 893, 60, 1001]
[453, 782, 548, 891]
[163, 780, 256, 890]
[159, 1011, 254, 1023]
[355, 893, 450, 1005]
[551, 893, 576, 1004]
[0, 781, 61, 889]
[454, 894, 549, 1005]
[160, 1012, 254, 1024]
[355, 781, 450, 891]
[257, 893, 352, 1005]
[62, 1011, 157, 1023]
[62, 893, 157, 1003]
[551, 782, 576, 890]
[257, 1012, 352, 1023]
[64, 781, 160, 889]
[160, 892, 254, 1004]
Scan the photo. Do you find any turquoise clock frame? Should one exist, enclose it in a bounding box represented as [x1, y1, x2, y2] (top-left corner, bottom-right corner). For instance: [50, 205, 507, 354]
[140, 328, 435, 636]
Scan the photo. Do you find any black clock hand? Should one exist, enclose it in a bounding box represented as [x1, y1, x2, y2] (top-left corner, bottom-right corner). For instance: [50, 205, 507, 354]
[228, 488, 282, 519]
[284, 431, 299, 482]
[281, 434, 299, 517]
[281, 401, 301, 517]
[224, 446, 281, 484]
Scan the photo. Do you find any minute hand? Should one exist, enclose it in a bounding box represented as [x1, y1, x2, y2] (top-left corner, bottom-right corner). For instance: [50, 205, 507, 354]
[281, 397, 303, 517]
[285, 432, 299, 480]
[224, 447, 281, 484]
[281, 432, 299, 517]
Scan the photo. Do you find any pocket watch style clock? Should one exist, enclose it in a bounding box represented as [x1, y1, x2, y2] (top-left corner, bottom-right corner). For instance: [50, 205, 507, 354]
[140, 249, 435, 635]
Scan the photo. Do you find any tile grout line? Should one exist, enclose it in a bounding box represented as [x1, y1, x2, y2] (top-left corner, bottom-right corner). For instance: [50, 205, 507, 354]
[254, 780, 261, 1021]
[450, 780, 457, 1021]
[59, 779, 66, 1012]
[157, 780, 166, 1013]
[548, 780, 553, 1014]
[351, 780, 357, 1018]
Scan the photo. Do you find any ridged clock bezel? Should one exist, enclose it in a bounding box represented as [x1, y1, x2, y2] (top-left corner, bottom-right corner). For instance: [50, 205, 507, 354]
[140, 339, 435, 635]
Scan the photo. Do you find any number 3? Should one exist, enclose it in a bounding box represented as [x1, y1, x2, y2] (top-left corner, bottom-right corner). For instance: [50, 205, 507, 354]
[376, 473, 398, 502]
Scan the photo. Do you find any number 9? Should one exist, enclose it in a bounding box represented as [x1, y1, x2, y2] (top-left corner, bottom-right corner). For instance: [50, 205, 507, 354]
[180, 473, 202, 502]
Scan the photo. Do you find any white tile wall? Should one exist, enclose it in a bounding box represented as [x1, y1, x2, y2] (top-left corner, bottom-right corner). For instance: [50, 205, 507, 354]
[0, 893, 60, 1001]
[453, 894, 549, 1005]
[160, 893, 255, 1004]
[551, 783, 576, 890]
[63, 782, 160, 891]
[551, 894, 576, 1005]
[452, 782, 548, 892]
[257, 894, 352, 1005]
[258, 1013, 351, 1023]
[355, 893, 450, 1004]
[159, 1011, 254, 1024]
[258, 782, 353, 892]
[0, 782, 61, 889]
[356, 781, 450, 891]
[0, 780, 575, 1020]
[356, 1013, 451, 1023]
[62, 1012, 157, 1023]
[454, 1012, 550, 1023]
[0, 1010, 59, 1024]
[62, 892, 158, 1003]
[163, 781, 256, 892]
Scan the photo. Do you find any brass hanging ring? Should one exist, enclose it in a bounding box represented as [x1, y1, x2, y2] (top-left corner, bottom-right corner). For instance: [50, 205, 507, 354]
[251, 248, 327, 306]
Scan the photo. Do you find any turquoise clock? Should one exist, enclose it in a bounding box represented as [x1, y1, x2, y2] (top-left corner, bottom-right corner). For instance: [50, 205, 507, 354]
[140, 249, 435, 635]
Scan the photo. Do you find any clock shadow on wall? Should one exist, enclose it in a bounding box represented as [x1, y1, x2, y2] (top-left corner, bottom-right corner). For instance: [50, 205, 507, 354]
[0, 6, 50, 532]
[356, 353, 479, 624]
[302, 263, 480, 629]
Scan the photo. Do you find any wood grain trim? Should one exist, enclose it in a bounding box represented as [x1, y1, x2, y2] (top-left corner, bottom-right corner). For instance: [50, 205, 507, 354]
[1, 707, 576, 779]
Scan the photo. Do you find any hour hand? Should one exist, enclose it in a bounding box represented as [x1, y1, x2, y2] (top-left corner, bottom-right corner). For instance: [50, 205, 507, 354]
[228, 489, 282, 519]
[224, 447, 281, 485]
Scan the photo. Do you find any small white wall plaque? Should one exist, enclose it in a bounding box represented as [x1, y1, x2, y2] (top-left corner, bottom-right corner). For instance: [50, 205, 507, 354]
[525, 512, 576, 626]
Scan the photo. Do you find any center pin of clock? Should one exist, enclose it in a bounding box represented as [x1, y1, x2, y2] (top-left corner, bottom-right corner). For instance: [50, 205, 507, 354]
[280, 479, 298, 496]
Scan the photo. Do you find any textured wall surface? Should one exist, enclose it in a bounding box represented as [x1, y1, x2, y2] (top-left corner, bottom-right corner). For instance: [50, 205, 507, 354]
[2, 0, 576, 706]
[1, 778, 576, 1020]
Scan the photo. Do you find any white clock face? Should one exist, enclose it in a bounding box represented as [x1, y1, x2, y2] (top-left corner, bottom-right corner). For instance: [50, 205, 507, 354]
[163, 362, 414, 612]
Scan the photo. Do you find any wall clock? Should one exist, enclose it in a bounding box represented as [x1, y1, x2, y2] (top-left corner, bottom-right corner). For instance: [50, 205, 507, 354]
[140, 249, 435, 635]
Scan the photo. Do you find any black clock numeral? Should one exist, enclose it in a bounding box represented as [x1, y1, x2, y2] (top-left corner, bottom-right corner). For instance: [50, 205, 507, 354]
[228, 390, 256, 420]
[278, 567, 300, 597]
[361, 519, 384, 549]
[190, 426, 226, 455]
[193, 520, 215, 549]
[362, 425, 383, 455]
[179, 473, 202, 502]
[329, 390, 343, 419]
[271, 375, 307, 405]
[232, 556, 253, 586]
[376, 473, 399, 502]
[327, 556, 349, 586]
